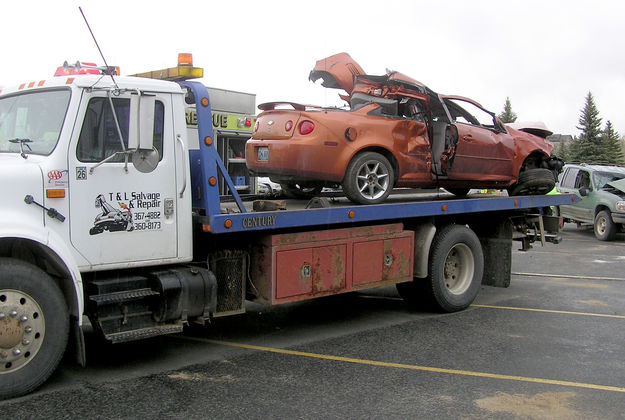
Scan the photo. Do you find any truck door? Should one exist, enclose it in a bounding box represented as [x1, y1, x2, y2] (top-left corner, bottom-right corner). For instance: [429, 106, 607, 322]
[68, 91, 179, 267]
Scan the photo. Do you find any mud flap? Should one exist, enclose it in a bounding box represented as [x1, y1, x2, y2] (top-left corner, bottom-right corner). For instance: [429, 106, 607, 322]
[71, 315, 86, 367]
[471, 216, 512, 288]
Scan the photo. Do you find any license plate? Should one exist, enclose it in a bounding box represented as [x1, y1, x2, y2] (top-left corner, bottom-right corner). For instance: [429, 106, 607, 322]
[257, 147, 269, 161]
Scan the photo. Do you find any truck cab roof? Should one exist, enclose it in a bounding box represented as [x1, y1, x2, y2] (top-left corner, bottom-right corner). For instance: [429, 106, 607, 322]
[0, 75, 184, 97]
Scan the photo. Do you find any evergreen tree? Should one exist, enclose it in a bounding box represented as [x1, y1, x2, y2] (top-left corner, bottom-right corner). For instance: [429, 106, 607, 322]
[569, 92, 604, 163]
[602, 120, 624, 165]
[497, 97, 517, 123]
[555, 139, 571, 162]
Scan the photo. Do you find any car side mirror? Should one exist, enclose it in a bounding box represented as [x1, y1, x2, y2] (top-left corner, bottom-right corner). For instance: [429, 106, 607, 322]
[579, 187, 590, 196]
[493, 117, 506, 133]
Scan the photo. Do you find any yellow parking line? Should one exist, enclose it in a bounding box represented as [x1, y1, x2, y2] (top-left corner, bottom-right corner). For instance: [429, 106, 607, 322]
[513, 272, 625, 282]
[173, 336, 625, 393]
[520, 249, 624, 258]
[471, 304, 625, 319]
[558, 237, 625, 245]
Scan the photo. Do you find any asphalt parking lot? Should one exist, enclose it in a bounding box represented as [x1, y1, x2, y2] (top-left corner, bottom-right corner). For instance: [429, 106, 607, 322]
[1, 223, 624, 419]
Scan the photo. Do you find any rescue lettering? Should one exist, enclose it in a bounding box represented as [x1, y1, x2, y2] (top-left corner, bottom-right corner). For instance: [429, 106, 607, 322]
[186, 109, 229, 128]
[242, 215, 276, 228]
[185, 109, 198, 126]
[212, 113, 228, 128]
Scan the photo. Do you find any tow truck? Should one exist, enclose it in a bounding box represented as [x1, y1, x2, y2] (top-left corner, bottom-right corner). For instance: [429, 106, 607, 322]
[0, 55, 575, 399]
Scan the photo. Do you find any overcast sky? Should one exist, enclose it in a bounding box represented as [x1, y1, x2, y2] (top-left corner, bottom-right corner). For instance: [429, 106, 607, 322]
[3, 0, 624, 136]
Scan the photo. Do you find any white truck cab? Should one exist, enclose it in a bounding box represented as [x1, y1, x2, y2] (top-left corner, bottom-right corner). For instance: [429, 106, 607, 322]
[1, 72, 196, 397]
[2, 74, 194, 269]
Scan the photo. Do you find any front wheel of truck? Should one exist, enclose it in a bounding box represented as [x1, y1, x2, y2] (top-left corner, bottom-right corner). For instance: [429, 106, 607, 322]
[0, 258, 69, 400]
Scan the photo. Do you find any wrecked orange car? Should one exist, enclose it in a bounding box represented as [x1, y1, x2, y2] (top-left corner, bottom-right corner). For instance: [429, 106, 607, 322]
[246, 53, 563, 204]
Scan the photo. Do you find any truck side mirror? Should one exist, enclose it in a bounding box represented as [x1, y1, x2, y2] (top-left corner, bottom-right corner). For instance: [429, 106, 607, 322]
[129, 93, 156, 151]
[579, 187, 590, 196]
[128, 93, 159, 173]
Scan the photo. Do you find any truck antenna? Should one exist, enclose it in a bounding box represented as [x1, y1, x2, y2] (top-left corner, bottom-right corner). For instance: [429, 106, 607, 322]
[78, 6, 118, 89]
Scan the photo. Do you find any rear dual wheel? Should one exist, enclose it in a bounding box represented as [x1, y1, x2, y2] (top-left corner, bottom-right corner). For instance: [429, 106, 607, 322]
[396, 224, 484, 312]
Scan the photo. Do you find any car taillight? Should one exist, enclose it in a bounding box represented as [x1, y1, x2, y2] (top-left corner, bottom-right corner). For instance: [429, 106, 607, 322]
[299, 120, 315, 135]
[285, 120, 293, 131]
[254, 120, 259, 133]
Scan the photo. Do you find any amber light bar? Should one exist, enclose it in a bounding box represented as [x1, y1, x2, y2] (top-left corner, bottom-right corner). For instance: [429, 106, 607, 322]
[131, 53, 203, 81]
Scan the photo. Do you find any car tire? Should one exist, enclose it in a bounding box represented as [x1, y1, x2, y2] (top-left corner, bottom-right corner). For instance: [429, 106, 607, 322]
[507, 168, 555, 196]
[280, 183, 322, 199]
[445, 188, 470, 197]
[594, 210, 616, 241]
[0, 258, 69, 400]
[343, 152, 394, 205]
[396, 224, 484, 312]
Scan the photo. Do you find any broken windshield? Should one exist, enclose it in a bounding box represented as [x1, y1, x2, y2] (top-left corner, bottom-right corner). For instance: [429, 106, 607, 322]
[0, 89, 71, 156]
[594, 171, 625, 190]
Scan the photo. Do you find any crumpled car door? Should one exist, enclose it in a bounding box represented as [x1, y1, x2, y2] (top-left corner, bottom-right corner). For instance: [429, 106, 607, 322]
[440, 97, 514, 180]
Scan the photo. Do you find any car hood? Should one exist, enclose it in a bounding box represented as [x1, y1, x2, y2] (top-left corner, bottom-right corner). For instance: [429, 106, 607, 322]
[505, 121, 553, 139]
[309, 52, 365, 95]
[607, 178, 625, 194]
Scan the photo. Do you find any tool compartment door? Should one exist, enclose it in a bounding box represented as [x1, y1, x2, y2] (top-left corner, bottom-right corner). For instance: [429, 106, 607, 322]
[251, 224, 413, 305]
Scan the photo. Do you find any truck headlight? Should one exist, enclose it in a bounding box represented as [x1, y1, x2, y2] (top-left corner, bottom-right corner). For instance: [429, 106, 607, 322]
[617, 201, 625, 211]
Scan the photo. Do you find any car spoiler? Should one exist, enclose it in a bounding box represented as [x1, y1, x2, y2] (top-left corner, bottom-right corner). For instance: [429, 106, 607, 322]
[258, 102, 322, 111]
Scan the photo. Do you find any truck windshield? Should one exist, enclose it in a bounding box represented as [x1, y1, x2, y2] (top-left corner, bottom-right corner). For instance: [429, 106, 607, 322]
[0, 89, 70, 156]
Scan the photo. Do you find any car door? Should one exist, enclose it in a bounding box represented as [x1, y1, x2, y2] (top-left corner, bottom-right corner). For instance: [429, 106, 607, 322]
[557, 167, 578, 219]
[441, 98, 514, 181]
[68, 90, 179, 267]
[558, 167, 594, 222]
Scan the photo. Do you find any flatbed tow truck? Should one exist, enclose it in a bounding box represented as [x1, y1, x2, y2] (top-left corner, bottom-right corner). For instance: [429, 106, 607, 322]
[0, 56, 575, 399]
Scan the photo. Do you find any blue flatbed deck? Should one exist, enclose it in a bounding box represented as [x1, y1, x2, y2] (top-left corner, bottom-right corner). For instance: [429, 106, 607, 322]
[202, 191, 576, 234]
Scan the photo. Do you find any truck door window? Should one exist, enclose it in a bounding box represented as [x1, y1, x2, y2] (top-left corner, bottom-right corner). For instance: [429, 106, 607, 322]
[77, 97, 164, 163]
